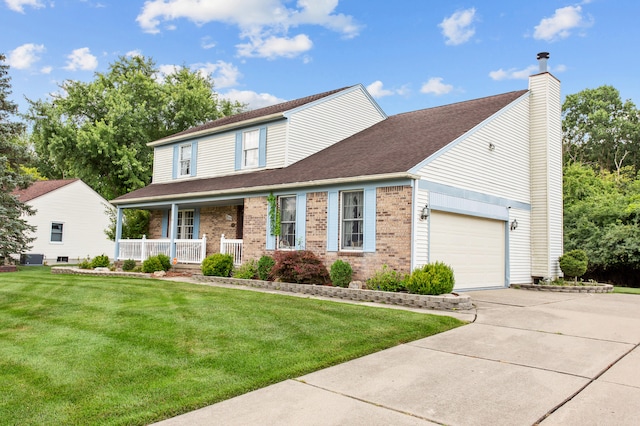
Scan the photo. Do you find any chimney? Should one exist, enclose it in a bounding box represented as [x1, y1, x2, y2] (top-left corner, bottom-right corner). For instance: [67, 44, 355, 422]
[537, 52, 550, 73]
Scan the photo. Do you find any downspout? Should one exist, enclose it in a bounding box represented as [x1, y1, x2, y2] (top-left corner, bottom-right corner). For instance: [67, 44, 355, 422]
[410, 179, 417, 271]
[170, 203, 178, 259]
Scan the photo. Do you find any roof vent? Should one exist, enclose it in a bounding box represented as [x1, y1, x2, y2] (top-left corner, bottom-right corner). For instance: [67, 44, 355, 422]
[537, 52, 550, 73]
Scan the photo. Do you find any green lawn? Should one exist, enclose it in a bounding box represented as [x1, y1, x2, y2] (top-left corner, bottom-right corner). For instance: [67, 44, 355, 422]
[614, 286, 640, 294]
[0, 267, 465, 425]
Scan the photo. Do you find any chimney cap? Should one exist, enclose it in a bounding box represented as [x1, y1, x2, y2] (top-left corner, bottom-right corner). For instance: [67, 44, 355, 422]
[537, 52, 550, 60]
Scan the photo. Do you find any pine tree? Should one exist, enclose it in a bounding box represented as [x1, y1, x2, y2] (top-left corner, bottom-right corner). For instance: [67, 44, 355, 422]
[0, 53, 35, 262]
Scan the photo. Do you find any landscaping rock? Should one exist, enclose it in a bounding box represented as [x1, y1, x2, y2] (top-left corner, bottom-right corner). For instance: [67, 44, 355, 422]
[153, 270, 166, 277]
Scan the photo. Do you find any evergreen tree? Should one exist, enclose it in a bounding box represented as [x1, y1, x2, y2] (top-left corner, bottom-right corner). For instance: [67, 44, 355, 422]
[0, 54, 35, 262]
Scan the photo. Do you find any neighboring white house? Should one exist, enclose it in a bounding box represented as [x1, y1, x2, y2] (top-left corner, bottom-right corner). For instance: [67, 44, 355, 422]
[14, 179, 115, 264]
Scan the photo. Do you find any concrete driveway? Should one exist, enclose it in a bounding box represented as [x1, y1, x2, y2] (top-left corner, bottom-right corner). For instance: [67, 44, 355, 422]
[153, 289, 640, 426]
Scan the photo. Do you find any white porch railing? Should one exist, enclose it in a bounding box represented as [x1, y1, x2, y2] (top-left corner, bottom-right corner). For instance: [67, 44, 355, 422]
[117, 234, 207, 264]
[220, 234, 243, 266]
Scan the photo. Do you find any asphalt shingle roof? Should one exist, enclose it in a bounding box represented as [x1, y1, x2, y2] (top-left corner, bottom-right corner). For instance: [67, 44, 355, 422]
[113, 89, 528, 204]
[14, 179, 79, 203]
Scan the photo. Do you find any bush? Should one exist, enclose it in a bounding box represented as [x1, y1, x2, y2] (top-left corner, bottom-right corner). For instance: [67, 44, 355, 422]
[201, 253, 234, 277]
[271, 250, 330, 285]
[559, 249, 588, 281]
[90, 254, 110, 268]
[122, 259, 137, 271]
[366, 265, 406, 292]
[405, 262, 455, 295]
[330, 259, 353, 287]
[233, 259, 258, 279]
[78, 257, 92, 269]
[257, 255, 276, 281]
[142, 256, 165, 273]
[157, 253, 172, 271]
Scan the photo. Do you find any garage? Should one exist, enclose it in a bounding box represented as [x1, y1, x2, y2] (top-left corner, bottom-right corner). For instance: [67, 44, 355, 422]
[429, 211, 506, 290]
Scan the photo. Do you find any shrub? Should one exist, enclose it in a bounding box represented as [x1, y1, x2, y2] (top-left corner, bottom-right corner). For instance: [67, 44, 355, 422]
[157, 253, 172, 271]
[90, 254, 110, 268]
[201, 253, 234, 277]
[122, 259, 137, 272]
[405, 262, 455, 295]
[330, 259, 353, 287]
[233, 259, 258, 279]
[257, 255, 276, 281]
[366, 265, 406, 292]
[271, 250, 330, 285]
[142, 256, 165, 273]
[78, 257, 92, 269]
[559, 249, 588, 281]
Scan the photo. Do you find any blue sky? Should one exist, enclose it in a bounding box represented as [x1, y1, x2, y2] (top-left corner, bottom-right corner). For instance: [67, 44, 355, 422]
[2, 0, 638, 117]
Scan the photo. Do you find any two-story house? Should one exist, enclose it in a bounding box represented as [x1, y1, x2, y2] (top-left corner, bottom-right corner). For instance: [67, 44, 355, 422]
[112, 53, 563, 291]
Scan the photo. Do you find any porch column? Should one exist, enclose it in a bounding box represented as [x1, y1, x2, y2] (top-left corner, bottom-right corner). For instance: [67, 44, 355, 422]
[170, 203, 178, 259]
[114, 207, 123, 260]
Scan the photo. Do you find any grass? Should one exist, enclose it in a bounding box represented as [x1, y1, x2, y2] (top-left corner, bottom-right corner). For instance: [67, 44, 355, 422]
[614, 286, 640, 294]
[0, 267, 465, 425]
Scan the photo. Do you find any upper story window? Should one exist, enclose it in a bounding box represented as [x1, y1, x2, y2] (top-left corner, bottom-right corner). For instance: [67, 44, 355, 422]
[341, 191, 363, 250]
[51, 222, 64, 243]
[242, 129, 260, 169]
[279, 196, 296, 249]
[179, 144, 192, 177]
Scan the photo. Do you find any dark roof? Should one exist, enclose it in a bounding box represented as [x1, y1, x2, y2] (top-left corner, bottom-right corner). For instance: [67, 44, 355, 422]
[153, 86, 352, 144]
[13, 179, 79, 203]
[113, 90, 528, 204]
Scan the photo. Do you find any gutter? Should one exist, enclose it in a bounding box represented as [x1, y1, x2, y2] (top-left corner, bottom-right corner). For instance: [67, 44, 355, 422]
[147, 112, 286, 147]
[112, 172, 421, 206]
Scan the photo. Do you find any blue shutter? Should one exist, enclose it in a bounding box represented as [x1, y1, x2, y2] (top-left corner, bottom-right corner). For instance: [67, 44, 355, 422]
[235, 132, 243, 170]
[190, 141, 198, 177]
[363, 188, 376, 252]
[327, 191, 338, 251]
[172, 145, 179, 179]
[258, 126, 267, 167]
[295, 193, 306, 250]
[193, 208, 200, 239]
[161, 210, 169, 238]
[266, 199, 276, 250]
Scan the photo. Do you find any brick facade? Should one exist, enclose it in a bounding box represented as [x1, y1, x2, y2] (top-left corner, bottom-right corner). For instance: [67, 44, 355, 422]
[241, 196, 269, 261]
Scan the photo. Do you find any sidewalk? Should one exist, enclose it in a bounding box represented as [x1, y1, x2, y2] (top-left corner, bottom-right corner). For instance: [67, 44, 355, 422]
[153, 288, 640, 426]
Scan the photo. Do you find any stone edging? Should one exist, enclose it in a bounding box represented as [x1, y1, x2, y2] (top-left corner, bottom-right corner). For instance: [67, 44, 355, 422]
[195, 275, 473, 311]
[51, 266, 149, 278]
[510, 283, 614, 293]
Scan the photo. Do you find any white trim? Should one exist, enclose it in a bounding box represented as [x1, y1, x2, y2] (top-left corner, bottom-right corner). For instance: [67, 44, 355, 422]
[339, 189, 364, 251]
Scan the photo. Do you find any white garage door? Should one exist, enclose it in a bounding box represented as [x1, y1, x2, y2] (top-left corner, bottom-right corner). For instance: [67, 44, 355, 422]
[430, 211, 505, 290]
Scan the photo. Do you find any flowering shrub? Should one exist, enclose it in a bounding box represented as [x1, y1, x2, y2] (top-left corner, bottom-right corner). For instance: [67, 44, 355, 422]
[271, 250, 330, 285]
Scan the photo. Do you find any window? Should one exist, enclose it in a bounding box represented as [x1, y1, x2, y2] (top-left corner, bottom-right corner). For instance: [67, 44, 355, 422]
[279, 196, 296, 248]
[179, 144, 192, 177]
[243, 130, 259, 168]
[341, 191, 363, 249]
[177, 210, 194, 239]
[51, 222, 63, 242]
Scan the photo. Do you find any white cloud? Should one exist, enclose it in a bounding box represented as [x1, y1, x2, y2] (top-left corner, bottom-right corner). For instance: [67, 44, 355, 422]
[4, 0, 44, 13]
[534, 5, 592, 41]
[366, 80, 408, 98]
[489, 65, 537, 80]
[420, 77, 453, 95]
[237, 34, 313, 59]
[7, 43, 45, 69]
[192, 60, 241, 88]
[136, 0, 360, 58]
[40, 65, 52, 74]
[222, 89, 286, 110]
[439, 8, 477, 46]
[201, 36, 216, 49]
[125, 49, 143, 57]
[64, 47, 98, 71]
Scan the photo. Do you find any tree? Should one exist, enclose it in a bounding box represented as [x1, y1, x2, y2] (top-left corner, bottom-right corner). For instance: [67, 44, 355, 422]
[562, 85, 640, 173]
[0, 54, 35, 262]
[27, 55, 244, 201]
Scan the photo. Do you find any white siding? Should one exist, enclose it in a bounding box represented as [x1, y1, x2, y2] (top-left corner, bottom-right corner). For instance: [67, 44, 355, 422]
[413, 187, 429, 268]
[26, 181, 115, 262]
[416, 97, 531, 204]
[286, 87, 385, 166]
[509, 208, 532, 284]
[265, 121, 287, 168]
[152, 145, 173, 183]
[529, 73, 563, 278]
[196, 132, 236, 177]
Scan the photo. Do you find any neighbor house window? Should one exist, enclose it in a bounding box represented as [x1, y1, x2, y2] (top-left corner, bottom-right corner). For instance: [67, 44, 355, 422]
[177, 210, 194, 239]
[242, 129, 259, 168]
[179, 144, 192, 177]
[279, 196, 296, 248]
[51, 222, 64, 243]
[341, 191, 363, 250]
